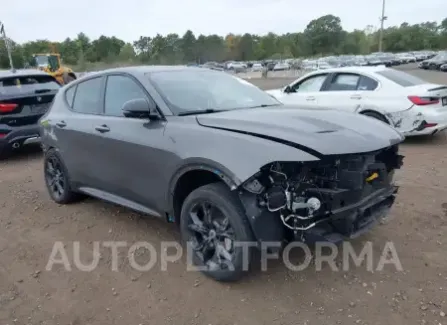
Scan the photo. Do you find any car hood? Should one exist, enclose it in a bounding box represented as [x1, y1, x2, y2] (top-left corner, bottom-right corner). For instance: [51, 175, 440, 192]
[265, 88, 284, 97]
[196, 106, 404, 156]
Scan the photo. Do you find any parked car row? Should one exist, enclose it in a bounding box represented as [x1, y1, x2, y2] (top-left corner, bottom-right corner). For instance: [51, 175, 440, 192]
[199, 50, 439, 73]
[418, 51, 447, 71]
[1, 65, 408, 282]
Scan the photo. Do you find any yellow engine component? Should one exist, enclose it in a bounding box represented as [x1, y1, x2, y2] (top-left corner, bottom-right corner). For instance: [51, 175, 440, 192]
[366, 172, 379, 182]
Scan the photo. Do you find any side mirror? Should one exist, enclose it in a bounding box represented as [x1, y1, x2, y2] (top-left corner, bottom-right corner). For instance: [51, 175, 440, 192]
[122, 98, 160, 120]
[284, 85, 294, 93]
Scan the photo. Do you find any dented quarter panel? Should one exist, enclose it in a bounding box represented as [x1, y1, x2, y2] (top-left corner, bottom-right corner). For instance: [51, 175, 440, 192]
[354, 103, 424, 134]
[385, 109, 425, 134]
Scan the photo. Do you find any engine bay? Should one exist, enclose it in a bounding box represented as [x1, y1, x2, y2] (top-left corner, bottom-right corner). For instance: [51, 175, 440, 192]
[240, 145, 404, 239]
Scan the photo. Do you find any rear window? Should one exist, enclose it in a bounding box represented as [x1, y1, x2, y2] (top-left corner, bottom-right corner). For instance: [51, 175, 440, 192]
[0, 75, 61, 97]
[376, 70, 426, 87]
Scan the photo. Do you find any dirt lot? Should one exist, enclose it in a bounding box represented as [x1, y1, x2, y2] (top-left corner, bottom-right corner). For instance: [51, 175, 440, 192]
[1, 68, 447, 325]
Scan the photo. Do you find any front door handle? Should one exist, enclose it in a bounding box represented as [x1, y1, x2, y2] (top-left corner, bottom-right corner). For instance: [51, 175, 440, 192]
[56, 121, 66, 128]
[350, 94, 362, 100]
[306, 96, 316, 101]
[94, 125, 110, 133]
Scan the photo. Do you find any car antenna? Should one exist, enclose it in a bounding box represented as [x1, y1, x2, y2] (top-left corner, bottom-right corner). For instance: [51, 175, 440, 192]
[0, 21, 15, 72]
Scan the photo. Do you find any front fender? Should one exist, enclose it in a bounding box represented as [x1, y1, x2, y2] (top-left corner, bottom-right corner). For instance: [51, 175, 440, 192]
[168, 158, 241, 194]
[165, 119, 319, 186]
[176, 125, 319, 180]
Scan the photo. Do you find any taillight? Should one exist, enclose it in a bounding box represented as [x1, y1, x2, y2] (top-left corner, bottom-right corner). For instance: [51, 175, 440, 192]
[0, 103, 18, 113]
[408, 96, 439, 106]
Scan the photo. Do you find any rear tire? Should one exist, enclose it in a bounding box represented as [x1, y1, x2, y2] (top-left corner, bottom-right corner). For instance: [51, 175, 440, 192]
[44, 148, 82, 204]
[361, 111, 389, 124]
[180, 182, 255, 282]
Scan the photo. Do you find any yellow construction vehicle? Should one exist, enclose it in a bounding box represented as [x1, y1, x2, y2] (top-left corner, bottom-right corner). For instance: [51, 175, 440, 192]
[29, 53, 77, 85]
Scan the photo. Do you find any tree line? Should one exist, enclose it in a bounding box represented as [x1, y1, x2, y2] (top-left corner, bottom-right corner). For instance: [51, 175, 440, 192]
[1, 15, 447, 70]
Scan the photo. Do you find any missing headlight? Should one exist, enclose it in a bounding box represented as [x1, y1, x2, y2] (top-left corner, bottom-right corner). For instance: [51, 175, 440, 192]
[239, 147, 401, 235]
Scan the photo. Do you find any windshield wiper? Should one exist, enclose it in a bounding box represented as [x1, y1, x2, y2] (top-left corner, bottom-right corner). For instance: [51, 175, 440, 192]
[249, 104, 280, 108]
[177, 109, 227, 116]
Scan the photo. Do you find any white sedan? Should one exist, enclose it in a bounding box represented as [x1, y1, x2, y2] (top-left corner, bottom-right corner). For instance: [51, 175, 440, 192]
[266, 66, 447, 136]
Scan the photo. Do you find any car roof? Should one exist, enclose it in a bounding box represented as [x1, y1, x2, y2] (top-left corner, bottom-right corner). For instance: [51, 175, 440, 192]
[0, 69, 50, 78]
[93, 65, 207, 75]
[314, 66, 389, 74]
[75, 65, 213, 81]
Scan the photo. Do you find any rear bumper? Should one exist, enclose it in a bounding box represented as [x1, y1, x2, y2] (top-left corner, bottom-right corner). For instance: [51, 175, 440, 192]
[405, 108, 447, 136]
[408, 122, 447, 136]
[0, 124, 41, 152]
[303, 186, 398, 244]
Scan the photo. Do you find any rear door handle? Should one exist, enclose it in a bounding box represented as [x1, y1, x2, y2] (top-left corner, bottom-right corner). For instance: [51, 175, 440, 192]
[56, 121, 66, 128]
[350, 94, 362, 100]
[94, 125, 110, 133]
[306, 96, 316, 101]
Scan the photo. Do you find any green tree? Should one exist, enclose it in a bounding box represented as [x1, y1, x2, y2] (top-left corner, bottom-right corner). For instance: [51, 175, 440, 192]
[1, 16, 447, 70]
[304, 15, 344, 55]
[181, 30, 196, 63]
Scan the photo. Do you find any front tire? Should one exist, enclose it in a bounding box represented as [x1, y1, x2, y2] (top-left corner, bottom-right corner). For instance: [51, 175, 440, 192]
[180, 182, 254, 282]
[44, 149, 82, 204]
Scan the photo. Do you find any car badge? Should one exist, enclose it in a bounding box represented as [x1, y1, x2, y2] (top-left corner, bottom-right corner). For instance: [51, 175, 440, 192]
[37, 97, 42, 102]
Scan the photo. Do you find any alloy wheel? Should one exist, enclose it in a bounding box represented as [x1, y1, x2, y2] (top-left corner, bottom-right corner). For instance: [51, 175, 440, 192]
[187, 201, 236, 271]
[45, 156, 65, 200]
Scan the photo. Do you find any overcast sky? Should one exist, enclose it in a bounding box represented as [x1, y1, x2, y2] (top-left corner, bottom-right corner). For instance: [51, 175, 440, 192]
[2, 0, 445, 43]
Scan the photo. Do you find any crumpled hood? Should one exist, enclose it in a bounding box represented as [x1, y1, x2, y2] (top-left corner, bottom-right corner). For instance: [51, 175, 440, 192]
[196, 106, 404, 156]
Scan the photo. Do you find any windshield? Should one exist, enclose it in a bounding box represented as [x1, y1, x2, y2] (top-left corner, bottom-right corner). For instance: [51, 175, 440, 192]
[432, 52, 447, 60]
[147, 70, 280, 114]
[376, 69, 427, 87]
[0, 75, 61, 97]
[34, 55, 49, 66]
[33, 55, 60, 70]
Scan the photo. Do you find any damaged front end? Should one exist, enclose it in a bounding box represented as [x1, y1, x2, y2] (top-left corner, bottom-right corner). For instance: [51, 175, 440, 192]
[238, 145, 403, 245]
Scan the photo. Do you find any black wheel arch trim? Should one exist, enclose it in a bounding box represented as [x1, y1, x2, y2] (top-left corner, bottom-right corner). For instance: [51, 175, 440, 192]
[166, 158, 242, 215]
[359, 109, 390, 124]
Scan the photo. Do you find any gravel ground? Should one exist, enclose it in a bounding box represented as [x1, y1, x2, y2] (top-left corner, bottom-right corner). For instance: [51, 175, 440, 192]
[1, 68, 447, 325]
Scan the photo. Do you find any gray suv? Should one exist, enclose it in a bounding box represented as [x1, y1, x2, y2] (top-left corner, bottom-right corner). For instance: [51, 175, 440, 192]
[40, 66, 404, 282]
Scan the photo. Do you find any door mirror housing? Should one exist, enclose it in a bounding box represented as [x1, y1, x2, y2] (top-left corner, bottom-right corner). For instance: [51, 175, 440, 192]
[122, 98, 160, 120]
[284, 85, 294, 93]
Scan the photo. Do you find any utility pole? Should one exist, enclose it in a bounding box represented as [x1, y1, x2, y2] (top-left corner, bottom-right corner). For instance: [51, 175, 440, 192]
[0, 21, 15, 70]
[378, 0, 387, 52]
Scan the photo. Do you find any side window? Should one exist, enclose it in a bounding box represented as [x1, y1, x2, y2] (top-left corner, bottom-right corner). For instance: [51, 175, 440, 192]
[293, 74, 327, 92]
[65, 85, 76, 107]
[72, 77, 102, 114]
[358, 76, 378, 91]
[104, 75, 148, 117]
[326, 73, 360, 91]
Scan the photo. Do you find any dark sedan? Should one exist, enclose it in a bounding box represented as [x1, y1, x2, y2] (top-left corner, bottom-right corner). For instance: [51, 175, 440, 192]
[420, 52, 447, 70]
[39, 66, 404, 282]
